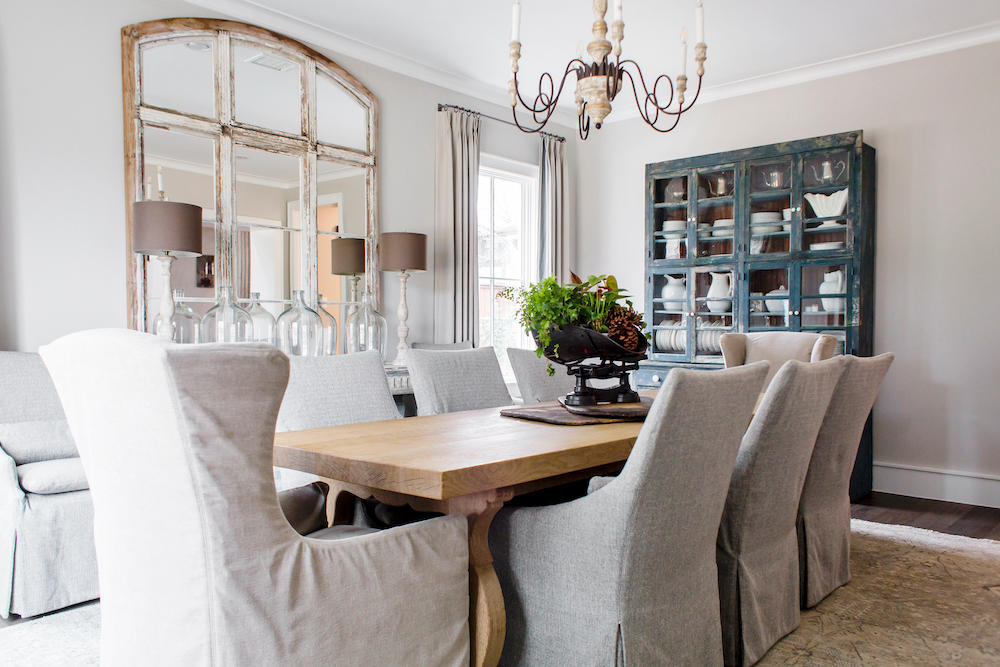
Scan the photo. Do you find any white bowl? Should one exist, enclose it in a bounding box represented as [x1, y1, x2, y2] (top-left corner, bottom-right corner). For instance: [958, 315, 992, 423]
[782, 208, 793, 220]
[662, 219, 686, 232]
[811, 241, 845, 251]
[750, 211, 781, 222]
[804, 188, 848, 218]
[751, 224, 781, 234]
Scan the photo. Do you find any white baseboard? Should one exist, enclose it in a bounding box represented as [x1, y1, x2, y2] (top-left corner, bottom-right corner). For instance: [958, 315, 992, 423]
[873, 461, 1000, 509]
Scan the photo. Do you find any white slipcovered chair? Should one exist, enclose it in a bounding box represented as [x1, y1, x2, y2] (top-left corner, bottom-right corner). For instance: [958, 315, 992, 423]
[0, 352, 98, 618]
[40, 330, 470, 666]
[720, 332, 838, 386]
[507, 348, 575, 404]
[798, 353, 894, 608]
[407, 346, 512, 416]
[490, 362, 770, 665]
[410, 341, 474, 350]
[717, 357, 844, 666]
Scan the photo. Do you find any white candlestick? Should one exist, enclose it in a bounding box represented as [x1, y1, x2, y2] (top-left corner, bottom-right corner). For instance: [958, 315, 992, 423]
[511, 0, 521, 42]
[156, 166, 164, 193]
[614, 0, 623, 21]
[696, 1, 704, 43]
[680, 29, 688, 77]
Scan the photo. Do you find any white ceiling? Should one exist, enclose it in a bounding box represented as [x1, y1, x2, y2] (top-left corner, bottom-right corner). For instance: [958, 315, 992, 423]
[189, 0, 1000, 124]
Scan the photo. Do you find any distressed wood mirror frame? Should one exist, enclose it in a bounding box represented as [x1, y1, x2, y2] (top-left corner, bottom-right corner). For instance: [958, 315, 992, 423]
[121, 18, 380, 331]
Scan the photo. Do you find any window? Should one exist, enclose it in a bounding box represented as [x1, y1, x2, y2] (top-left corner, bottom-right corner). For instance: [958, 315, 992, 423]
[478, 156, 539, 380]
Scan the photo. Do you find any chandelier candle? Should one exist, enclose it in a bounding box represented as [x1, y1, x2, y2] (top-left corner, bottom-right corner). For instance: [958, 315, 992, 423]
[507, 0, 707, 140]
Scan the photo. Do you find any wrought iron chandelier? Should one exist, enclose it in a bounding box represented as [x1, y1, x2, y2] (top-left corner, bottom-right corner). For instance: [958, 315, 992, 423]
[507, 0, 707, 140]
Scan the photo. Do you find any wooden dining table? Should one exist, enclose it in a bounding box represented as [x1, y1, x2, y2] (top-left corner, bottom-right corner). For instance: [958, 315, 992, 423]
[273, 396, 653, 667]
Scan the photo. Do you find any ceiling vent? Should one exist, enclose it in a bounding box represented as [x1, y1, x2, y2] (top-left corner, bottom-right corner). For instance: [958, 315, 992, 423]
[244, 52, 295, 72]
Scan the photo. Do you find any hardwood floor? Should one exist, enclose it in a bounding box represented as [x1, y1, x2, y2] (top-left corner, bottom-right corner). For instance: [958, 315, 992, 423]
[851, 492, 1000, 540]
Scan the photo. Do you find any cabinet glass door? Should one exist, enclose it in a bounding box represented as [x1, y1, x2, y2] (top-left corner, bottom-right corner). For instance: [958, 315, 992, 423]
[747, 264, 791, 331]
[649, 269, 690, 359]
[800, 148, 851, 254]
[692, 266, 735, 361]
[748, 157, 793, 256]
[798, 261, 851, 355]
[650, 171, 690, 261]
[694, 165, 737, 260]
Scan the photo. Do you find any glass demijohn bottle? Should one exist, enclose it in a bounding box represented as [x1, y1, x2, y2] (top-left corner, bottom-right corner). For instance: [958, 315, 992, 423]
[246, 292, 276, 345]
[345, 291, 387, 357]
[276, 290, 323, 356]
[155, 289, 199, 344]
[316, 294, 339, 356]
[201, 286, 253, 343]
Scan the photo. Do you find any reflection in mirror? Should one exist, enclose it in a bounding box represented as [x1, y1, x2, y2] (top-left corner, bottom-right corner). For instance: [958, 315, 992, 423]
[234, 145, 302, 318]
[142, 125, 218, 328]
[233, 41, 301, 135]
[316, 72, 368, 150]
[141, 38, 215, 118]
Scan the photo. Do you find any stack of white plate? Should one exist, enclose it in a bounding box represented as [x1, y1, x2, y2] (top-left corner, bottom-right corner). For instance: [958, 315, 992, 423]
[811, 240, 845, 251]
[712, 218, 734, 237]
[654, 326, 687, 352]
[750, 211, 781, 234]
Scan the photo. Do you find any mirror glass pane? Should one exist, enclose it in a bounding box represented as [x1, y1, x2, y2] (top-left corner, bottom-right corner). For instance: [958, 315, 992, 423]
[234, 145, 302, 316]
[233, 41, 301, 135]
[142, 125, 218, 330]
[316, 72, 368, 150]
[141, 39, 215, 118]
[317, 159, 368, 338]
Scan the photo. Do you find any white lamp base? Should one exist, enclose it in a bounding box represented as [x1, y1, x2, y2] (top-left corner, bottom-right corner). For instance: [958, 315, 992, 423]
[154, 254, 176, 341]
[393, 270, 411, 366]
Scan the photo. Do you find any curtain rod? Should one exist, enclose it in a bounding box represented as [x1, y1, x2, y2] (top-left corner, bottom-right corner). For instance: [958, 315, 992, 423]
[437, 103, 566, 143]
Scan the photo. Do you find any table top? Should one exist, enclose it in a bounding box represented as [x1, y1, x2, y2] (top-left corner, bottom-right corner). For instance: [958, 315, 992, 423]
[273, 399, 648, 500]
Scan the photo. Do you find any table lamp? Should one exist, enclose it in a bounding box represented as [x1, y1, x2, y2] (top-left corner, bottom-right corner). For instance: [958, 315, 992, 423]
[132, 200, 203, 340]
[380, 232, 427, 366]
[330, 237, 366, 309]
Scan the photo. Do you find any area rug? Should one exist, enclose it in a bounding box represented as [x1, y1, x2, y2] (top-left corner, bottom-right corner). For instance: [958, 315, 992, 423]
[2, 520, 998, 665]
[760, 519, 1000, 665]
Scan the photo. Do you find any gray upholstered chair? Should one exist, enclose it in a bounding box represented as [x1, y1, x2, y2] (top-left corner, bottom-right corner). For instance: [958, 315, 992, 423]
[798, 353, 894, 608]
[41, 330, 470, 665]
[507, 347, 575, 404]
[407, 346, 512, 415]
[410, 341, 474, 350]
[490, 362, 770, 665]
[273, 351, 399, 492]
[717, 357, 845, 666]
[720, 332, 838, 386]
[0, 352, 98, 619]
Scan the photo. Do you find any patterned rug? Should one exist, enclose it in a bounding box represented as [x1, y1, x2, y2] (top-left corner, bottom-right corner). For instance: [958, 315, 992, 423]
[760, 519, 1000, 665]
[2, 520, 997, 665]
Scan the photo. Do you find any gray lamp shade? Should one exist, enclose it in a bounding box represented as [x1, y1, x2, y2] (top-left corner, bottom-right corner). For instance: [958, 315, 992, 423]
[380, 232, 427, 272]
[132, 201, 203, 257]
[331, 238, 366, 275]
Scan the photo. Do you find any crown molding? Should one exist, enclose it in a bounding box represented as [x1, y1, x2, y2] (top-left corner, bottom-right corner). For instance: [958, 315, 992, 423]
[607, 20, 1000, 122]
[186, 0, 1000, 130]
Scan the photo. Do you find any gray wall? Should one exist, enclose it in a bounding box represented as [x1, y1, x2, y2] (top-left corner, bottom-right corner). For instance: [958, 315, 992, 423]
[575, 42, 1000, 506]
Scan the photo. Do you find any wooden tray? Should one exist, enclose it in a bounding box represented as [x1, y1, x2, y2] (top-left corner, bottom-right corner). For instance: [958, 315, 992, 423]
[501, 396, 652, 426]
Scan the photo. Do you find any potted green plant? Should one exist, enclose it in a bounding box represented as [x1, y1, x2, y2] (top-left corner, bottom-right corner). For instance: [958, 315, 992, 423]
[501, 274, 648, 405]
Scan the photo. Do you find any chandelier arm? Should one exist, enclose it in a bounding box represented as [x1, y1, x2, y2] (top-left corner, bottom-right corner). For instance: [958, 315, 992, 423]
[620, 68, 683, 134]
[513, 61, 583, 116]
[578, 104, 591, 140]
[618, 59, 675, 114]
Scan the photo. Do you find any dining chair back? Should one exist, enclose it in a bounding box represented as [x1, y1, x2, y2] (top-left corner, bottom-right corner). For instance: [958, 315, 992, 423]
[798, 353, 894, 607]
[490, 362, 769, 665]
[720, 331, 837, 386]
[410, 341, 474, 350]
[507, 347, 575, 404]
[717, 356, 844, 666]
[407, 346, 512, 415]
[40, 330, 470, 666]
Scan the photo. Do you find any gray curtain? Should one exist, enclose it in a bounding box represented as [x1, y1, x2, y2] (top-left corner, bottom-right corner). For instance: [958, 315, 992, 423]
[433, 109, 481, 344]
[538, 135, 567, 282]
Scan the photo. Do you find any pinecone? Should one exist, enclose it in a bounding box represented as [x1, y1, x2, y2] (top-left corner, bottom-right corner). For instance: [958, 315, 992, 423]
[606, 307, 643, 351]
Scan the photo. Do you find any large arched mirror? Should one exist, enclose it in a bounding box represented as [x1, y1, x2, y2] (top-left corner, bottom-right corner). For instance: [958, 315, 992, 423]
[122, 18, 379, 337]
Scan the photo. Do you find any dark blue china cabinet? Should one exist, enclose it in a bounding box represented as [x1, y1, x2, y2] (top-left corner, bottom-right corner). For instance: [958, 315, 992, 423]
[637, 131, 876, 498]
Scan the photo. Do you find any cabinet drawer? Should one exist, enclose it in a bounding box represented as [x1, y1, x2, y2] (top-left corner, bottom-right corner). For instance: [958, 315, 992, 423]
[634, 367, 671, 389]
